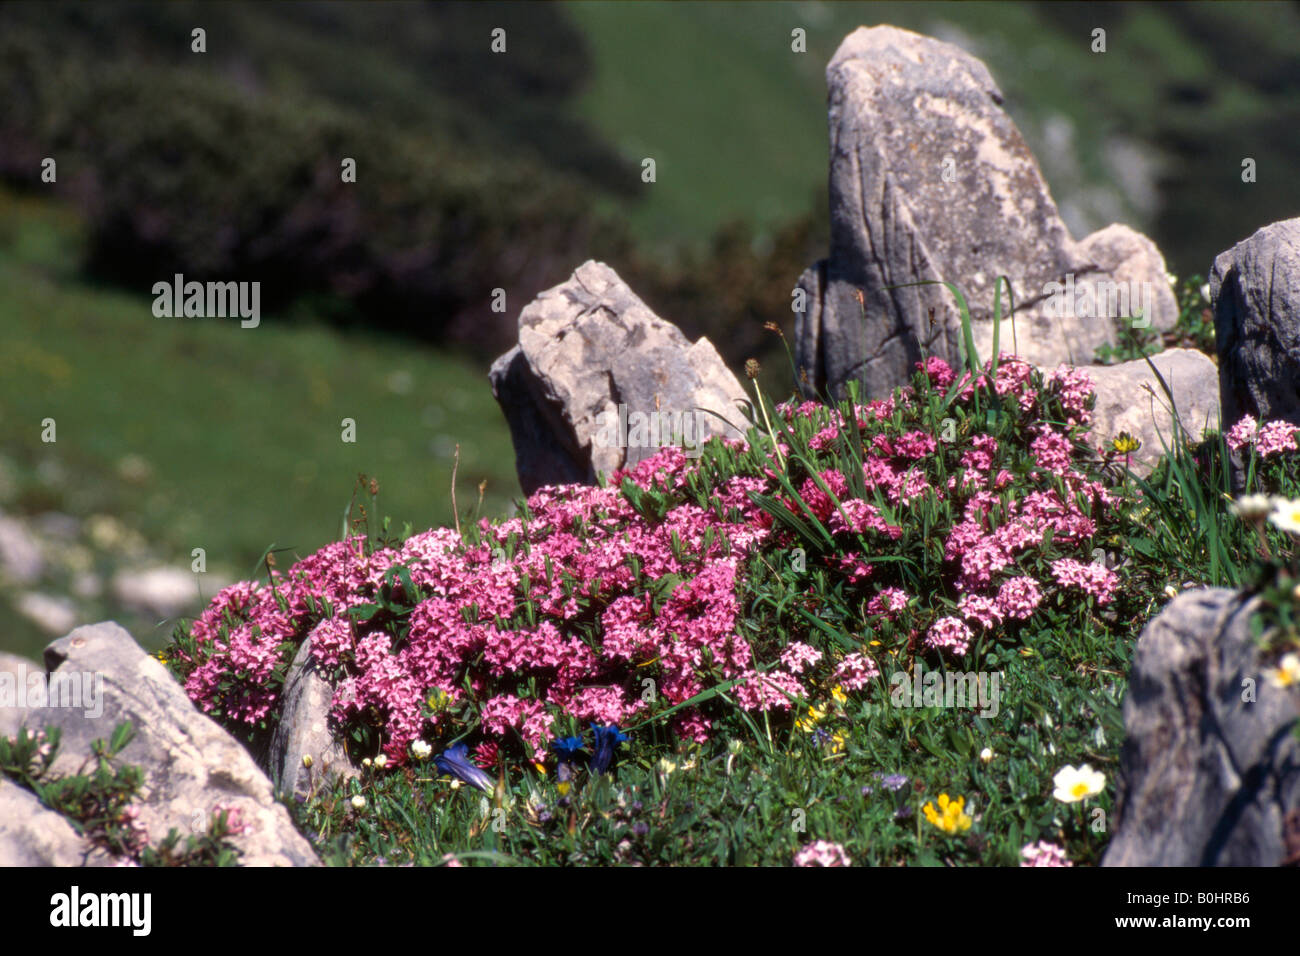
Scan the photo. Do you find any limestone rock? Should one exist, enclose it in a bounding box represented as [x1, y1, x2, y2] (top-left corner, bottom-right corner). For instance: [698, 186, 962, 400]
[491, 260, 751, 493]
[267, 631, 356, 801]
[1080, 348, 1220, 476]
[795, 25, 1175, 399]
[1103, 589, 1300, 866]
[1211, 218, 1300, 439]
[0, 651, 40, 741]
[21, 622, 319, 866]
[0, 778, 111, 867]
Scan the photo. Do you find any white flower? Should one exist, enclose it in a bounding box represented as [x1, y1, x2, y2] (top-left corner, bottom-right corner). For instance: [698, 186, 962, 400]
[1268, 497, 1300, 536]
[979, 747, 995, 763]
[411, 739, 432, 760]
[1200, 282, 1211, 303]
[1230, 494, 1274, 521]
[362, 757, 372, 768]
[373, 754, 388, 769]
[656, 758, 677, 776]
[1163, 584, 1179, 600]
[1267, 653, 1300, 689]
[1053, 764, 1106, 803]
[350, 795, 366, 810]
[1166, 272, 1178, 287]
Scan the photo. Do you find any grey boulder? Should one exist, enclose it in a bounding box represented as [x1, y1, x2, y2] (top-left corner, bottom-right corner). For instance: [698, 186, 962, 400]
[1080, 348, 1220, 477]
[267, 631, 356, 802]
[1211, 218, 1300, 444]
[20, 622, 319, 866]
[795, 25, 1176, 400]
[0, 651, 40, 741]
[1104, 588, 1300, 866]
[491, 260, 752, 493]
[0, 778, 114, 867]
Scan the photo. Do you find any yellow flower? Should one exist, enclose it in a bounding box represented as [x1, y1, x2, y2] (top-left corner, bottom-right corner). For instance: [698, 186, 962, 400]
[656, 757, 678, 776]
[1111, 432, 1141, 455]
[533, 761, 547, 776]
[1052, 764, 1106, 803]
[1267, 653, 1300, 689]
[830, 732, 846, 755]
[794, 704, 826, 733]
[556, 781, 570, 797]
[830, 684, 848, 705]
[922, 793, 972, 834]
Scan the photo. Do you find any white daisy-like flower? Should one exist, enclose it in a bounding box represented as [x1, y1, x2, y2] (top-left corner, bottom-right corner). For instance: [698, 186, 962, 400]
[1268, 497, 1300, 536]
[1053, 764, 1106, 803]
[1267, 653, 1300, 689]
[351, 794, 366, 810]
[411, 739, 432, 760]
[979, 747, 995, 764]
[373, 754, 388, 769]
[1230, 494, 1274, 521]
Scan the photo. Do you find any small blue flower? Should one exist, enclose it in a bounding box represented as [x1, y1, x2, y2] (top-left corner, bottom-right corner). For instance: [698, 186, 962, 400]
[552, 735, 586, 763]
[435, 743, 496, 793]
[589, 723, 629, 775]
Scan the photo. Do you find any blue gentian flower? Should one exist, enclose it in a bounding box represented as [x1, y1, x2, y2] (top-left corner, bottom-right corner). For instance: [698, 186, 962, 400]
[588, 723, 629, 775]
[435, 743, 496, 793]
[552, 735, 586, 763]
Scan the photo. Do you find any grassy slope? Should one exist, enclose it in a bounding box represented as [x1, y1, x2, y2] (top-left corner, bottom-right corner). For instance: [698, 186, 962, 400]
[0, 189, 518, 658]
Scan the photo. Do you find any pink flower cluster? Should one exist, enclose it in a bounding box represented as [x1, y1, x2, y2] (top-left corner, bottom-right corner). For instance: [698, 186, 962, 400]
[1225, 415, 1300, 458]
[179, 443, 835, 764]
[1050, 558, 1118, 606]
[793, 840, 852, 867]
[1020, 840, 1072, 867]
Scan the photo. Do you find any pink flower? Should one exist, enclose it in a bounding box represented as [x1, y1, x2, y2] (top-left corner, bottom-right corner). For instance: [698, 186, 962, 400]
[793, 840, 852, 867]
[1256, 420, 1300, 458]
[958, 593, 1003, 630]
[925, 616, 973, 656]
[780, 642, 823, 674]
[1047, 365, 1095, 426]
[917, 357, 955, 388]
[867, 587, 909, 619]
[1031, 427, 1074, 476]
[895, 430, 938, 459]
[1050, 558, 1118, 606]
[1020, 840, 1072, 867]
[996, 576, 1042, 620]
[1225, 415, 1258, 451]
[833, 652, 880, 691]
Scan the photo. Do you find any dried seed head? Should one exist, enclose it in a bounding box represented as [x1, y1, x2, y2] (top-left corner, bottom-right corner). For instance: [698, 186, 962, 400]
[744, 358, 760, 380]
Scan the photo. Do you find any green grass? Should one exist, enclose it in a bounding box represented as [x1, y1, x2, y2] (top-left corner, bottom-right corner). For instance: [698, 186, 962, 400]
[0, 189, 519, 658]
